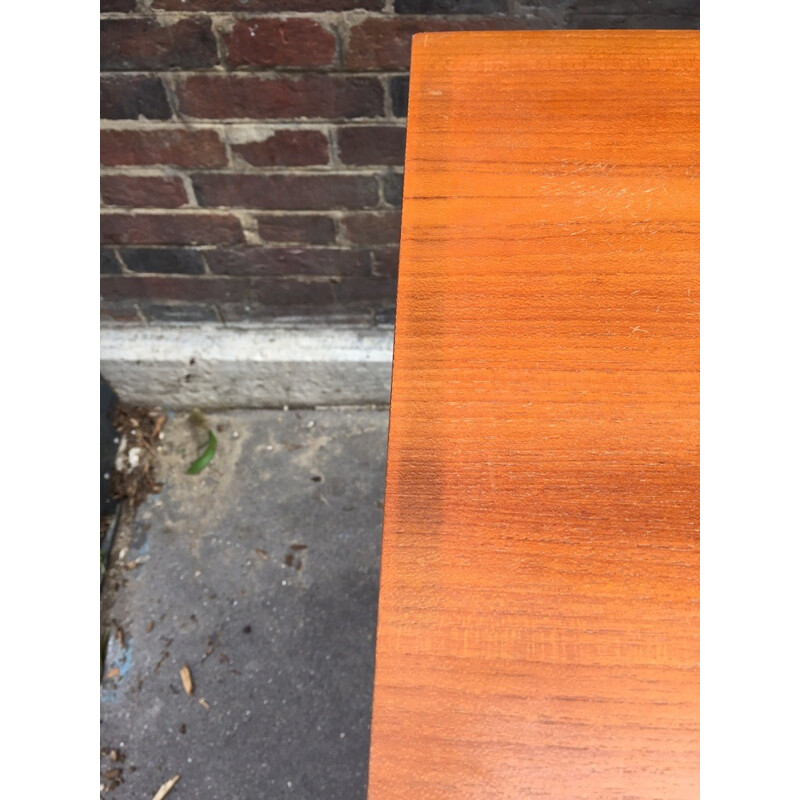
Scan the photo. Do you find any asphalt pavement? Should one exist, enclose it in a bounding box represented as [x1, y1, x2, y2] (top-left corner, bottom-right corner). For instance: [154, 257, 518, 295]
[101, 407, 388, 800]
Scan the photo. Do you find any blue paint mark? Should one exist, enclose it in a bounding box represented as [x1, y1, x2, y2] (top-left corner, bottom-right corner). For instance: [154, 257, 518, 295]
[101, 633, 133, 705]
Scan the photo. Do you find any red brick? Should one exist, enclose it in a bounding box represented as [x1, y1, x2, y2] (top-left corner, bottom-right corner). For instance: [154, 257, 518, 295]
[177, 75, 383, 120]
[101, 18, 218, 71]
[338, 126, 406, 166]
[257, 215, 336, 244]
[101, 76, 171, 120]
[101, 129, 227, 168]
[154, 0, 381, 9]
[341, 212, 402, 245]
[345, 18, 549, 70]
[101, 213, 243, 245]
[232, 130, 328, 167]
[101, 175, 189, 208]
[206, 247, 370, 276]
[224, 19, 336, 69]
[193, 173, 379, 210]
[101, 276, 249, 303]
[101, 301, 143, 323]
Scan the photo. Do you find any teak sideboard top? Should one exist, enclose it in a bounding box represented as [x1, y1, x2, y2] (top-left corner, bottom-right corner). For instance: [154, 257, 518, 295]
[367, 31, 699, 800]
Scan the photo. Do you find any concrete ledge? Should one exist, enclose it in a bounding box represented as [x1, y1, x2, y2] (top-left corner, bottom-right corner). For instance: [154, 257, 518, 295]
[100, 324, 394, 408]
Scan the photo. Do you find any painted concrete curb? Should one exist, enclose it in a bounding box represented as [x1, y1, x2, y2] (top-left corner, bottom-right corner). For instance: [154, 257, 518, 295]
[101, 324, 394, 408]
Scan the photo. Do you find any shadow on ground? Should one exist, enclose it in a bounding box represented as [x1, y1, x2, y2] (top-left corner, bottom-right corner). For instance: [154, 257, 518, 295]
[101, 407, 388, 800]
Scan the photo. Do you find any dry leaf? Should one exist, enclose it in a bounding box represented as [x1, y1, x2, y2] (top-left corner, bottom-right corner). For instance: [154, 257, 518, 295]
[180, 664, 194, 695]
[152, 415, 166, 439]
[152, 774, 180, 800]
[198, 697, 210, 710]
[254, 548, 269, 560]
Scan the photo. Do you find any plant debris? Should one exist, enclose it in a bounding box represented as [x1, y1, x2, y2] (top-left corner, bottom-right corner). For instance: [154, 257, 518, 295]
[152, 774, 180, 800]
[180, 664, 194, 696]
[186, 429, 217, 474]
[101, 767, 124, 791]
[188, 408, 206, 428]
[186, 408, 217, 474]
[109, 406, 165, 506]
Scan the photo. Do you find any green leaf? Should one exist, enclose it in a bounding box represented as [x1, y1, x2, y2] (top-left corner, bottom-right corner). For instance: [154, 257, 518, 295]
[186, 429, 217, 475]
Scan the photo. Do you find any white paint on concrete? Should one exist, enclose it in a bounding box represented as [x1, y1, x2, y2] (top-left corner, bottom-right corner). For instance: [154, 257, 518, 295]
[100, 324, 394, 408]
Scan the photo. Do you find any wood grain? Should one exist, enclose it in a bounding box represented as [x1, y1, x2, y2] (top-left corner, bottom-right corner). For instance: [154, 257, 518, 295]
[367, 31, 699, 799]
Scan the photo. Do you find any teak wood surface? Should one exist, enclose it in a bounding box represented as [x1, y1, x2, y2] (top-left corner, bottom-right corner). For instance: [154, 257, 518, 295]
[367, 31, 699, 799]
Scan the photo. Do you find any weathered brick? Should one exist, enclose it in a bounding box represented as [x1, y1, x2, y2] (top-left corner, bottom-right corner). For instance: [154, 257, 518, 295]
[345, 17, 550, 69]
[341, 212, 402, 245]
[101, 18, 218, 70]
[395, 0, 508, 13]
[565, 6, 700, 29]
[101, 275, 249, 303]
[232, 130, 328, 167]
[101, 301, 143, 323]
[334, 276, 398, 304]
[218, 298, 374, 323]
[140, 303, 219, 323]
[119, 248, 206, 274]
[371, 247, 400, 278]
[224, 19, 336, 69]
[346, 19, 433, 70]
[101, 129, 227, 168]
[257, 215, 336, 244]
[177, 75, 383, 120]
[383, 171, 404, 207]
[101, 247, 122, 274]
[101, 213, 244, 245]
[374, 305, 397, 324]
[101, 0, 136, 11]
[193, 173, 379, 210]
[251, 278, 336, 308]
[390, 76, 410, 117]
[338, 126, 406, 166]
[101, 175, 189, 208]
[101, 76, 171, 120]
[154, 0, 382, 9]
[207, 247, 370, 276]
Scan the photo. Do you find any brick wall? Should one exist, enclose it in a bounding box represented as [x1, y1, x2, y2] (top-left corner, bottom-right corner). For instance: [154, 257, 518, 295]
[100, 0, 699, 326]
